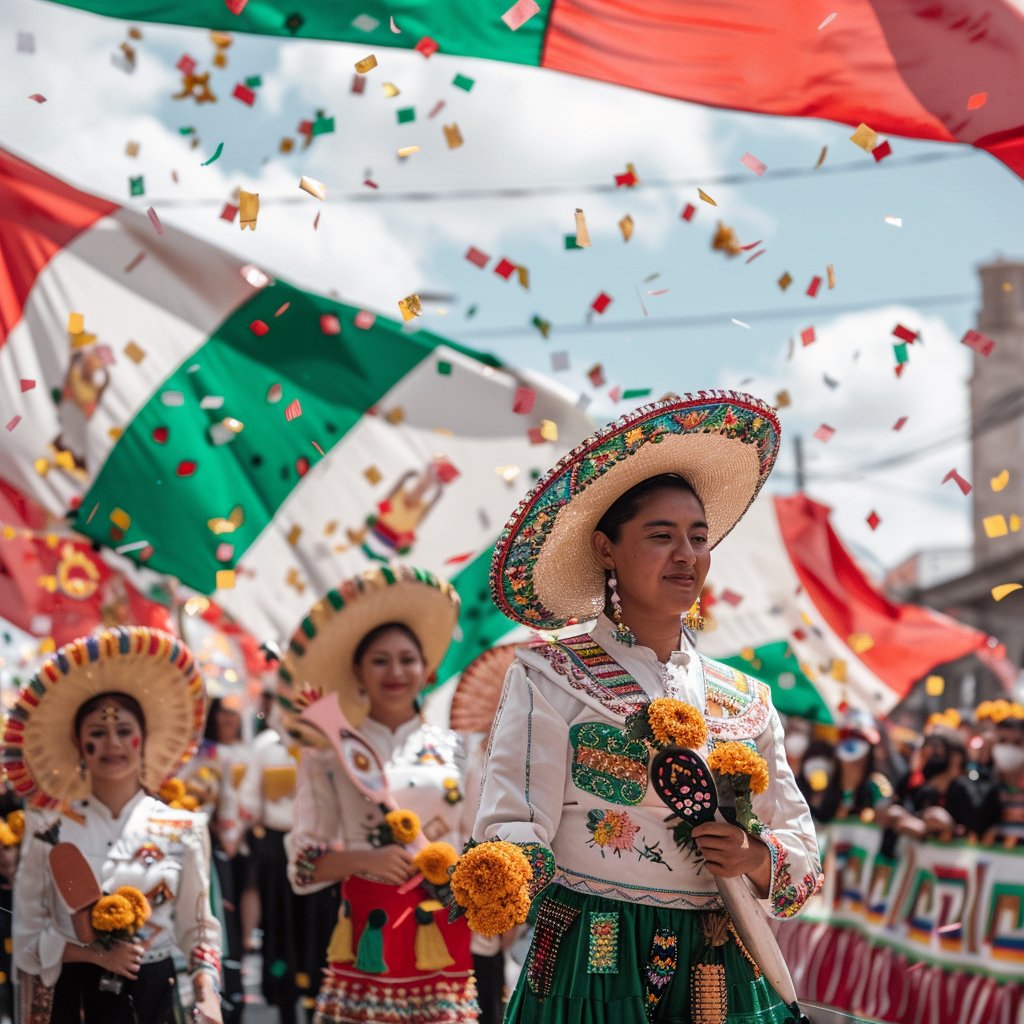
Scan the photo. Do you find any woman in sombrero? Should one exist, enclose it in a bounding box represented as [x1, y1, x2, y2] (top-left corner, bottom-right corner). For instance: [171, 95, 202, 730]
[4, 626, 222, 1024]
[463, 392, 823, 1023]
[278, 564, 477, 1024]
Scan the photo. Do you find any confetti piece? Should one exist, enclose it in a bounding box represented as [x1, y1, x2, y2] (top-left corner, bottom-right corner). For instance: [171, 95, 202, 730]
[397, 146, 420, 158]
[200, 141, 224, 166]
[398, 294, 422, 320]
[428, 99, 446, 118]
[225, 0, 248, 13]
[453, 73, 474, 91]
[587, 363, 605, 387]
[382, 82, 400, 98]
[284, 399, 302, 421]
[383, 407, 405, 425]
[502, 0, 540, 30]
[827, 264, 836, 289]
[775, 390, 791, 408]
[465, 246, 489, 268]
[351, 74, 366, 95]
[806, 275, 822, 298]
[220, 202, 238, 223]
[216, 569, 236, 590]
[396, 106, 415, 124]
[354, 54, 377, 73]
[800, 326, 816, 347]
[5, 415, 21, 432]
[539, 419, 558, 442]
[551, 350, 568, 371]
[512, 386, 537, 415]
[872, 140, 892, 162]
[893, 341, 909, 365]
[1012, 515, 1023, 533]
[28, 93, 47, 103]
[494, 258, 516, 279]
[516, 265, 530, 290]
[850, 123, 878, 151]
[942, 468, 972, 494]
[592, 292, 612, 314]
[572, 208, 592, 248]
[962, 329, 995, 356]
[680, 202, 696, 222]
[363, 178, 378, 189]
[892, 323, 917, 343]
[608, 386, 623, 403]
[125, 140, 140, 158]
[619, 214, 634, 242]
[233, 83, 256, 105]
[818, 11, 837, 28]
[17, 31, 35, 52]
[866, 511, 881, 531]
[778, 272, 793, 291]
[697, 188, 717, 206]
[299, 175, 326, 200]
[129, 176, 145, 197]
[967, 91, 988, 110]
[992, 469, 1010, 492]
[355, 311, 376, 330]
[146, 207, 163, 235]
[813, 424, 835, 443]
[239, 191, 259, 231]
[740, 152, 767, 176]
[815, 145, 828, 168]
[443, 123, 463, 149]
[993, 584, 1022, 602]
[984, 515, 1009, 538]
[415, 36, 439, 57]
[124, 251, 146, 273]
[177, 53, 196, 74]
[892, 416, 908, 431]
[884, 215, 902, 227]
[614, 164, 638, 187]
[319, 314, 340, 335]
[311, 440, 325, 457]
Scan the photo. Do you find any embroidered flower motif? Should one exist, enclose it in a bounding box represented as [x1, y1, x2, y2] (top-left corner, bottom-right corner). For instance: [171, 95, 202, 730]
[586, 809, 640, 855]
[707, 741, 769, 794]
[647, 698, 708, 749]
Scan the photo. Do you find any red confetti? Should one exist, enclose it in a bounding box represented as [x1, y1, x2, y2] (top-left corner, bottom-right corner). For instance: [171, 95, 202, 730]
[415, 36, 439, 57]
[28, 93, 46, 104]
[872, 140, 892, 162]
[233, 83, 256, 106]
[962, 329, 995, 356]
[608, 385, 623, 402]
[745, 249, 766, 264]
[177, 460, 198, 477]
[719, 589, 744, 607]
[176, 54, 196, 74]
[465, 246, 489, 269]
[806, 276, 822, 298]
[313, 211, 321, 231]
[6, 416, 21, 432]
[894, 363, 907, 378]
[351, 74, 366, 95]
[124, 252, 146, 274]
[311, 440, 326, 456]
[433, 459, 460, 483]
[680, 203, 696, 222]
[225, 0, 248, 12]
[20, 379, 35, 392]
[892, 416, 908, 431]
[285, 399, 302, 421]
[512, 385, 536, 415]
[250, 320, 270, 336]
[494, 258, 516, 279]
[427, 99, 446, 119]
[152, 426, 169, 444]
[942, 468, 972, 495]
[146, 207, 164, 235]
[813, 423, 836, 443]
[444, 551, 475, 565]
[587, 363, 605, 387]
[615, 170, 638, 187]
[892, 323, 917, 343]
[320, 314, 341, 335]
[220, 203, 238, 222]
[275, 303, 290, 318]
[866, 511, 881, 531]
[967, 91, 988, 110]
[355, 311, 376, 330]
[739, 152, 767, 176]
[592, 292, 613, 314]
[800, 326, 816, 347]
[527, 427, 545, 445]
[362, 179, 378, 189]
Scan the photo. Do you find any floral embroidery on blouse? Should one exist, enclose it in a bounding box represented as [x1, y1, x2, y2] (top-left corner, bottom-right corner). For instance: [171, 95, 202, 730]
[585, 809, 673, 871]
[761, 827, 824, 918]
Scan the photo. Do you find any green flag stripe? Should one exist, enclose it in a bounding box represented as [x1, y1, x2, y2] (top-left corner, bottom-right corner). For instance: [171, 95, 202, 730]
[76, 280, 499, 591]
[720, 640, 833, 723]
[44, 0, 550, 65]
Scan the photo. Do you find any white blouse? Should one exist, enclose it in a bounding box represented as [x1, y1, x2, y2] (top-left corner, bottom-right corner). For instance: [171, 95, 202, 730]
[288, 718, 470, 894]
[14, 791, 222, 988]
[473, 615, 823, 916]
[237, 728, 299, 834]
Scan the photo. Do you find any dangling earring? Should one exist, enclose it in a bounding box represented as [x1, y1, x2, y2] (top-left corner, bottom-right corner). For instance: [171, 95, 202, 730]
[78, 759, 87, 780]
[683, 599, 705, 632]
[608, 571, 637, 647]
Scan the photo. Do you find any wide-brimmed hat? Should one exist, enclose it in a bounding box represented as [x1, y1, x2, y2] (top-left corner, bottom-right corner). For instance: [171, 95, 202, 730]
[277, 564, 460, 741]
[1, 626, 206, 808]
[490, 391, 780, 630]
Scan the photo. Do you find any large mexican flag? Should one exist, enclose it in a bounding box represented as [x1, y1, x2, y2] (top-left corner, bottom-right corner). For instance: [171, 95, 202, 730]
[0, 146, 593, 676]
[42, 0, 1024, 179]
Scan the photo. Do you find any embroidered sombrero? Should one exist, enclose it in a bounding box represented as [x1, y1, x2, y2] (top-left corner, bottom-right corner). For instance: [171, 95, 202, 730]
[491, 391, 780, 630]
[277, 564, 460, 741]
[1, 626, 206, 809]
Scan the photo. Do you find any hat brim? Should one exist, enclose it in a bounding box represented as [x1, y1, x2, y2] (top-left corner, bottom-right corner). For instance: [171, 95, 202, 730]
[491, 391, 780, 629]
[277, 564, 460, 743]
[2, 627, 206, 808]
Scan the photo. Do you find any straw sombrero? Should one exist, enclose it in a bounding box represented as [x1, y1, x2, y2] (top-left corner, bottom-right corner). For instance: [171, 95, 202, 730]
[277, 564, 460, 742]
[1, 626, 206, 809]
[490, 391, 780, 630]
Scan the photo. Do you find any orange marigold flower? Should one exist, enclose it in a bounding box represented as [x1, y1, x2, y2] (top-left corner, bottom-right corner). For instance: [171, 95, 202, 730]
[465, 888, 531, 937]
[159, 778, 187, 803]
[0, 823, 17, 848]
[91, 894, 136, 933]
[450, 842, 531, 911]
[384, 808, 421, 846]
[6, 810, 24, 841]
[413, 842, 459, 886]
[707, 742, 770, 795]
[115, 886, 151, 927]
[647, 698, 708, 749]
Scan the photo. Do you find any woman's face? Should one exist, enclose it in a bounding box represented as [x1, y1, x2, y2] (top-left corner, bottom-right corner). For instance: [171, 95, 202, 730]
[77, 703, 144, 785]
[214, 706, 242, 745]
[354, 628, 427, 719]
[592, 489, 711, 620]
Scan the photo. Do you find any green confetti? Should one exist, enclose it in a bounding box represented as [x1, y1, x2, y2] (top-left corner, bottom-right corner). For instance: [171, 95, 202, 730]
[452, 73, 475, 92]
[396, 107, 416, 124]
[200, 141, 225, 166]
[312, 114, 335, 136]
[622, 388, 653, 400]
[564, 234, 582, 250]
[531, 315, 551, 339]
[129, 176, 145, 197]
[245, 74, 262, 88]
[178, 126, 196, 135]
[465, 305, 478, 319]
[893, 342, 909, 365]
[436, 360, 452, 375]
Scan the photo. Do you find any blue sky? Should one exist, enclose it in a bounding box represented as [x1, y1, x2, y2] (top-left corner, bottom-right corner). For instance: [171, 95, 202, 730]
[4, 0, 1024, 573]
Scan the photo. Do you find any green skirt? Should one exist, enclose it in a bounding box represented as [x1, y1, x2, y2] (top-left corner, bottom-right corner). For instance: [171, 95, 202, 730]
[505, 885, 797, 1024]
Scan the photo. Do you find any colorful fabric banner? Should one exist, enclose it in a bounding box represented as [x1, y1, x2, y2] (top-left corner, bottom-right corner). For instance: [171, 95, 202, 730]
[41, 0, 1024, 178]
[0, 147, 593, 674]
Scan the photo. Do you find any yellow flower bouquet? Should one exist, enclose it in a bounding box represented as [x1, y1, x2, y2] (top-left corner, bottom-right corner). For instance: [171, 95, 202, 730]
[449, 840, 533, 937]
[367, 807, 422, 848]
[91, 886, 152, 995]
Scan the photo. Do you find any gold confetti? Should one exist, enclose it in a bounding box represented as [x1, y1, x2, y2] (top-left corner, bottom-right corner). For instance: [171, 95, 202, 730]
[815, 145, 828, 168]
[697, 188, 717, 206]
[354, 54, 378, 73]
[279, 138, 294, 154]
[573, 208, 591, 247]
[740, 646, 755, 662]
[208, 505, 244, 535]
[827, 264, 836, 289]
[299, 175, 326, 200]
[123, 341, 146, 363]
[925, 675, 945, 697]
[1011, 514, 1022, 533]
[110, 508, 132, 530]
[216, 569, 236, 590]
[384, 407, 405, 425]
[539, 419, 558, 442]
[398, 294, 422, 320]
[443, 123, 463, 149]
[775, 390, 791, 408]
[107, 427, 123, 441]
[397, 145, 420, 157]
[849, 123, 878, 151]
[125, 140, 140, 157]
[778, 272, 793, 291]
[364, 465, 383, 484]
[67, 312, 84, 334]
[239, 190, 259, 231]
[496, 465, 521, 483]
[848, 632, 874, 654]
[984, 514, 1009, 538]
[282, 526, 300, 547]
[382, 82, 400, 97]
[992, 469, 1010, 492]
[618, 214, 634, 242]
[516, 265, 530, 290]
[992, 583, 1022, 602]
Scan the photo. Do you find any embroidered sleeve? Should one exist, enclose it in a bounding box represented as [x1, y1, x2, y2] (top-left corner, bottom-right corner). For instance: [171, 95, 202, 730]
[173, 821, 223, 982]
[518, 841, 556, 899]
[287, 747, 344, 895]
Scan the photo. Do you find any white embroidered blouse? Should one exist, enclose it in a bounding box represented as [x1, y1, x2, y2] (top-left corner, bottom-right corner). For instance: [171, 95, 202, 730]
[473, 614, 823, 916]
[14, 791, 222, 988]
